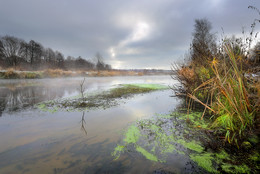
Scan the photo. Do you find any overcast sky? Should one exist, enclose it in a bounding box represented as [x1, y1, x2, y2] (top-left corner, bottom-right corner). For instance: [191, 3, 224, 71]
[0, 0, 259, 69]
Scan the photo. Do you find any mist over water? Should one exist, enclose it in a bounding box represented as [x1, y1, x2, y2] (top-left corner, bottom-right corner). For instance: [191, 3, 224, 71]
[0, 76, 177, 116]
[0, 76, 194, 174]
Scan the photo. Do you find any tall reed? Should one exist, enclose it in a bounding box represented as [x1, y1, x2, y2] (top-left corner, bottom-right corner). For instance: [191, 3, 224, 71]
[188, 44, 255, 144]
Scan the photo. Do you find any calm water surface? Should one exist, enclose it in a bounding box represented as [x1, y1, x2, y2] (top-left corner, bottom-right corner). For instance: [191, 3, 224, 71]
[0, 76, 191, 174]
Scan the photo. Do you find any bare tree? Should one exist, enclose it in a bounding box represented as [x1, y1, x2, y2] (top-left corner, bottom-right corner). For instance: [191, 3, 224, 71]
[20, 41, 30, 62]
[43, 48, 55, 63]
[79, 77, 86, 100]
[55, 51, 64, 68]
[0, 35, 24, 68]
[0, 35, 111, 71]
[28, 40, 43, 67]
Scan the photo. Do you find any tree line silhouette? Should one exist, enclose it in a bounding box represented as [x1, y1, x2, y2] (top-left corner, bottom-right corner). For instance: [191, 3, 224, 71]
[0, 35, 111, 71]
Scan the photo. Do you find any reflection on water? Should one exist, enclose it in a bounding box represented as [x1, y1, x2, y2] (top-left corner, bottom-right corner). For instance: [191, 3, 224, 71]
[0, 76, 189, 174]
[80, 112, 87, 136]
[0, 76, 176, 116]
[0, 86, 68, 115]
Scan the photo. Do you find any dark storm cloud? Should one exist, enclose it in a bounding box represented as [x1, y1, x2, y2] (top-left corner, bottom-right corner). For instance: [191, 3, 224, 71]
[0, 0, 259, 69]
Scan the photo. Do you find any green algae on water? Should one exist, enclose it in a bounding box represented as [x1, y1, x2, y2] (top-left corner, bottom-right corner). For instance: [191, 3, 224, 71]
[190, 153, 217, 173]
[112, 145, 125, 160]
[124, 125, 141, 144]
[112, 125, 141, 160]
[112, 110, 258, 173]
[177, 139, 204, 153]
[136, 146, 158, 162]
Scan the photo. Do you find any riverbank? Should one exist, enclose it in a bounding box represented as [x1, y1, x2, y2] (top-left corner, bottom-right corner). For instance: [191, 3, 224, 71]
[0, 68, 172, 79]
[170, 41, 260, 172]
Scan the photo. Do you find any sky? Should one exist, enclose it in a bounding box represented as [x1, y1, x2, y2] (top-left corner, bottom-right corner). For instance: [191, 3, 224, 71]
[0, 0, 259, 69]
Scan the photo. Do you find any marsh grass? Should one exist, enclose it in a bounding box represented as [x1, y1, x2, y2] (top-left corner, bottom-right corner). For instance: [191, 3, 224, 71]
[0, 69, 42, 79]
[0, 69, 151, 79]
[107, 84, 168, 99]
[186, 44, 257, 144]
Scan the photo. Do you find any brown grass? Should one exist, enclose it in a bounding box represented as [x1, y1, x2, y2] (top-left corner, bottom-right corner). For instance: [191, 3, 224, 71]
[3, 68, 19, 78]
[0, 69, 148, 79]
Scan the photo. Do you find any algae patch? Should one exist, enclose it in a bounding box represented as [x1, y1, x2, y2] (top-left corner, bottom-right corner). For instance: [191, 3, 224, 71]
[112, 145, 125, 160]
[112, 112, 208, 165]
[112, 111, 257, 173]
[190, 153, 217, 173]
[124, 125, 141, 144]
[136, 146, 158, 162]
[177, 139, 204, 153]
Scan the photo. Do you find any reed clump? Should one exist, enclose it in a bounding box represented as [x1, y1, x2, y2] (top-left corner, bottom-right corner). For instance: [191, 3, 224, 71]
[174, 43, 259, 145]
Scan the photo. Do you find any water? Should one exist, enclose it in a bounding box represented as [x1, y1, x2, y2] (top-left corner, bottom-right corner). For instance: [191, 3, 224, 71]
[0, 76, 190, 174]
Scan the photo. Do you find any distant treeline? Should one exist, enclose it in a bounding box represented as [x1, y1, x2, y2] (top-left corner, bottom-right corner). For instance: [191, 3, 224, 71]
[0, 35, 111, 71]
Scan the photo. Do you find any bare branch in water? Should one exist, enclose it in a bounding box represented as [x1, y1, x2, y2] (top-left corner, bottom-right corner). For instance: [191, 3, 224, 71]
[79, 77, 86, 100]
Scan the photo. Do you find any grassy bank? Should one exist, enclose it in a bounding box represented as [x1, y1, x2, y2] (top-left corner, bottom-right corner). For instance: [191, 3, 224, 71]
[0, 68, 171, 79]
[168, 16, 260, 172]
